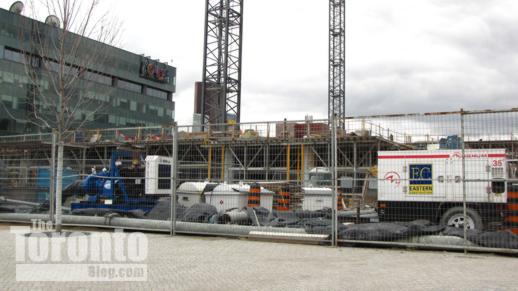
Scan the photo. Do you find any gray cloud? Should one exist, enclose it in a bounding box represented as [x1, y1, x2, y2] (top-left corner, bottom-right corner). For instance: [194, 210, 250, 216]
[3, 0, 517, 125]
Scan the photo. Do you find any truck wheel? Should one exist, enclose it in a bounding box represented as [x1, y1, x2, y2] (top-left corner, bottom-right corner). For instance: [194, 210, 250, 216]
[440, 207, 483, 230]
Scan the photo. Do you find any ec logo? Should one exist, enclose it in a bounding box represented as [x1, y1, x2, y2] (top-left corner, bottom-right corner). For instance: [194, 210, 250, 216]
[409, 164, 433, 195]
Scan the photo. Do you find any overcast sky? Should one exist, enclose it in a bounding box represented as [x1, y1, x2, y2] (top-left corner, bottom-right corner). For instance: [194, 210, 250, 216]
[2, 0, 518, 125]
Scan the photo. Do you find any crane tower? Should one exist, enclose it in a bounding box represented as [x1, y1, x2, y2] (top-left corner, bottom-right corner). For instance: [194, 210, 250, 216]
[201, 0, 244, 128]
[329, 0, 346, 129]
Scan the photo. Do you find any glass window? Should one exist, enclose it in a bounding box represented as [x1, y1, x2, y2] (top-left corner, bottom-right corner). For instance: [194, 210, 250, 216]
[2, 71, 14, 83]
[13, 74, 29, 85]
[0, 119, 10, 131]
[108, 115, 116, 125]
[117, 79, 142, 93]
[83, 91, 108, 103]
[147, 87, 168, 100]
[38, 79, 49, 91]
[43, 61, 78, 76]
[30, 56, 41, 68]
[84, 113, 94, 122]
[65, 65, 79, 76]
[83, 71, 112, 86]
[1, 95, 14, 109]
[118, 98, 130, 110]
[130, 101, 137, 111]
[46, 61, 60, 73]
[12, 96, 18, 110]
[73, 111, 83, 121]
[4, 48, 24, 63]
[148, 105, 159, 116]
[94, 113, 108, 123]
[96, 94, 110, 103]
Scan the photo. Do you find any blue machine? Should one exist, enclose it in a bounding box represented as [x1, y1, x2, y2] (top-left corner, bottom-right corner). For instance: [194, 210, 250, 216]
[70, 150, 160, 216]
[37, 168, 78, 202]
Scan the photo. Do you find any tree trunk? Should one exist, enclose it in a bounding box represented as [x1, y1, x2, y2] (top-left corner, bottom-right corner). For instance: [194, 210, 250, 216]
[55, 141, 64, 232]
[49, 132, 57, 223]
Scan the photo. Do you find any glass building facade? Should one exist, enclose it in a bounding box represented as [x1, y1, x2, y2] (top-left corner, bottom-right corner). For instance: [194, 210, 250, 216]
[0, 7, 176, 135]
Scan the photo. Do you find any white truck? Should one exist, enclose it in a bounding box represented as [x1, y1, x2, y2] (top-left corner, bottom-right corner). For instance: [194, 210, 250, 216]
[377, 149, 517, 230]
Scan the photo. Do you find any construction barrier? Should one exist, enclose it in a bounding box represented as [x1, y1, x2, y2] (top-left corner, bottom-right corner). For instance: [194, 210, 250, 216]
[274, 184, 290, 212]
[506, 191, 518, 235]
[247, 183, 261, 208]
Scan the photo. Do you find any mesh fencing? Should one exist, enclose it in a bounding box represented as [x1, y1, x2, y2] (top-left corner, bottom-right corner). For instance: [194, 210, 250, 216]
[0, 139, 53, 217]
[0, 109, 518, 251]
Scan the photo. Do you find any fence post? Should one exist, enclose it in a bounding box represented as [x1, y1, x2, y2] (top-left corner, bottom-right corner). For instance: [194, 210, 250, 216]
[170, 123, 179, 236]
[331, 114, 338, 247]
[49, 131, 56, 223]
[460, 108, 468, 254]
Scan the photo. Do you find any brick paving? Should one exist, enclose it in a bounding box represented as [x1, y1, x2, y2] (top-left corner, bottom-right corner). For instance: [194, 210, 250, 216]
[0, 223, 517, 290]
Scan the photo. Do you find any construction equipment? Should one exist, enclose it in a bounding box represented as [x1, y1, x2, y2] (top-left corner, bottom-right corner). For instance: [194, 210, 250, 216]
[377, 149, 516, 230]
[70, 150, 174, 217]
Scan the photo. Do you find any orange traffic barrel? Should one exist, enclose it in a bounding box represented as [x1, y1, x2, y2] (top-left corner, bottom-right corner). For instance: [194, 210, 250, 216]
[506, 191, 518, 235]
[274, 184, 290, 212]
[247, 183, 261, 208]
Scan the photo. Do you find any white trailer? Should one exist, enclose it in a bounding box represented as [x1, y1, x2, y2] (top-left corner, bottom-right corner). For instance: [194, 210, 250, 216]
[377, 149, 512, 229]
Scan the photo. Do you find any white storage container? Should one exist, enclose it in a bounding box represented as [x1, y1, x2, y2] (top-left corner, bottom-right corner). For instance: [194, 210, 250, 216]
[302, 187, 333, 211]
[205, 184, 248, 212]
[205, 184, 275, 212]
[177, 182, 217, 208]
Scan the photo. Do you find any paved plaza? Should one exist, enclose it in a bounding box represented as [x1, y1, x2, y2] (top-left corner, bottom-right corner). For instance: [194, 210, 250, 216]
[0, 223, 517, 290]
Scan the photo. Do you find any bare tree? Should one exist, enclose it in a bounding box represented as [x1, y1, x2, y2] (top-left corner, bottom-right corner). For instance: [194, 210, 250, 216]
[4, 0, 121, 232]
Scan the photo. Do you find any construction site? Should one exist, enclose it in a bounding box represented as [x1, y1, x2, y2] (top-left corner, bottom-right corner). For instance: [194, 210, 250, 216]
[1, 0, 518, 261]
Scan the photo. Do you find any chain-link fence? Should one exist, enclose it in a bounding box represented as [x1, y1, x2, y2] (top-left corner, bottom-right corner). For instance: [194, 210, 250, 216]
[0, 134, 54, 219]
[1, 108, 518, 252]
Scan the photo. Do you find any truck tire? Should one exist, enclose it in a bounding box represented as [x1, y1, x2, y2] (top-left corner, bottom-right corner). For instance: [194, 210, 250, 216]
[440, 207, 483, 230]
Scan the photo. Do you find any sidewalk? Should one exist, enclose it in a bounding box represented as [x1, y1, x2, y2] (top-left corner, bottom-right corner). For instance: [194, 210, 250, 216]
[0, 223, 516, 290]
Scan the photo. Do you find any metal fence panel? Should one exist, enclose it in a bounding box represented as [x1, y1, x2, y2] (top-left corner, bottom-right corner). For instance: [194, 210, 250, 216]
[0, 108, 517, 252]
[0, 136, 54, 220]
